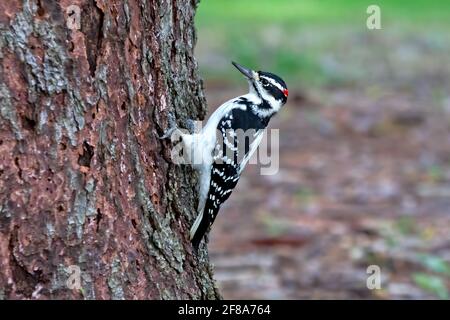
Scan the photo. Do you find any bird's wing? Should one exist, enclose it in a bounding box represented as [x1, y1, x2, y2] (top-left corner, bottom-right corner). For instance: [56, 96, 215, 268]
[238, 129, 264, 174]
[190, 108, 266, 249]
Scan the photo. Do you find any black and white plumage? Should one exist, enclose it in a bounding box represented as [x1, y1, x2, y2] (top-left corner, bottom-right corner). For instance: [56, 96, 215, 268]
[190, 105, 268, 249]
[163, 62, 288, 251]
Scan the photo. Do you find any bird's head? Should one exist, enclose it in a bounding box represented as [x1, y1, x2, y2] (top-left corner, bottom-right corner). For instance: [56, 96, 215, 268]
[232, 61, 288, 115]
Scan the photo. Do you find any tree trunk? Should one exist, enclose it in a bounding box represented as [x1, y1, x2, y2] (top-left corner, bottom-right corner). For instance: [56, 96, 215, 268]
[0, 0, 219, 299]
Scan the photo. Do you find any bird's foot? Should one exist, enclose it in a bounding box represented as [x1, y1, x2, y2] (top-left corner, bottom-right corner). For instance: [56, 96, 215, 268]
[159, 126, 177, 140]
[159, 113, 178, 140]
[184, 118, 200, 135]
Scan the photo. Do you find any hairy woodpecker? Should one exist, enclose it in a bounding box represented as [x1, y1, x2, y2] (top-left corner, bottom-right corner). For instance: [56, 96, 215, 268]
[161, 62, 288, 251]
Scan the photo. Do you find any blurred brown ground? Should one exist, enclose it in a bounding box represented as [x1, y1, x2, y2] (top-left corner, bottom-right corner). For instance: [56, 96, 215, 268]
[195, 1, 450, 299]
[203, 82, 450, 299]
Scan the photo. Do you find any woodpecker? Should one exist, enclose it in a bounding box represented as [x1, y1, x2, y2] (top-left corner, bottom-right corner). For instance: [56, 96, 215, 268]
[161, 62, 288, 251]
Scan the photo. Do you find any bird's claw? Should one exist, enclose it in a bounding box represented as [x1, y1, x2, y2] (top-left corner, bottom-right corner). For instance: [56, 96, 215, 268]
[159, 112, 178, 140]
[184, 118, 199, 135]
[159, 126, 177, 140]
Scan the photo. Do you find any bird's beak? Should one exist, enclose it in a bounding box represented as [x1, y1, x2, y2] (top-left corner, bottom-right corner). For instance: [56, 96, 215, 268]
[232, 61, 258, 80]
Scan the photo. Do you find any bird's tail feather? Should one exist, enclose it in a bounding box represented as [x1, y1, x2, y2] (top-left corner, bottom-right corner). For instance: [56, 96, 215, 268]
[190, 210, 203, 240]
[190, 211, 210, 251]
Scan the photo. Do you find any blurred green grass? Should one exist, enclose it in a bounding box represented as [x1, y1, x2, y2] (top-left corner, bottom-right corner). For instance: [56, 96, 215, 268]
[195, 0, 450, 89]
[197, 0, 450, 26]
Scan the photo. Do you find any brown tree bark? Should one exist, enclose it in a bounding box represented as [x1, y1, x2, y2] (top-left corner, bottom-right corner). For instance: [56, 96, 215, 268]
[0, 0, 219, 299]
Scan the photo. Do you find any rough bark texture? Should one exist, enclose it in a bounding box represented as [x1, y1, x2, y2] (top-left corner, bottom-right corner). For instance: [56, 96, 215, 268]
[0, 0, 220, 299]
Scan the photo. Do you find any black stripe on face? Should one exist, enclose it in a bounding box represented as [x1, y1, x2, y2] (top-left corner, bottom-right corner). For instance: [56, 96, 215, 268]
[258, 71, 287, 89]
[258, 72, 288, 104]
[252, 81, 261, 98]
[252, 81, 272, 109]
[267, 85, 287, 103]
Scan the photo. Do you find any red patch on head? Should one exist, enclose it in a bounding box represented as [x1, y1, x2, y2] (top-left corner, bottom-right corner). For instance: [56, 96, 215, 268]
[283, 89, 289, 97]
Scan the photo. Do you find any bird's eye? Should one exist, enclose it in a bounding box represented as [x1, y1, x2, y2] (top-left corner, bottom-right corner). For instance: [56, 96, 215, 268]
[261, 78, 268, 86]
